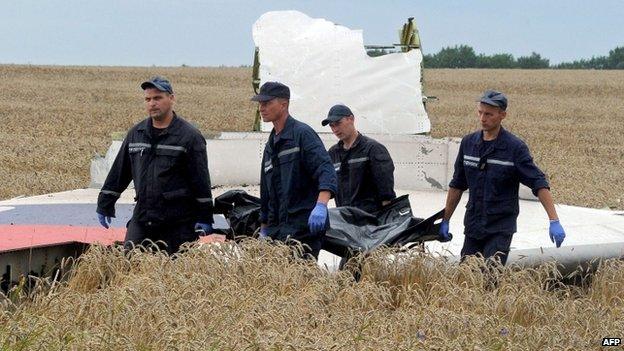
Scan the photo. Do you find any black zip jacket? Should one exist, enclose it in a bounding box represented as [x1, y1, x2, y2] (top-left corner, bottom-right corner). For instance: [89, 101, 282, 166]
[97, 114, 213, 225]
[328, 133, 396, 213]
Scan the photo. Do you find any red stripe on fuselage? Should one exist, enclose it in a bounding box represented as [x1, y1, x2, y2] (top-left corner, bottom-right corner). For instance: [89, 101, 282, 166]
[0, 225, 125, 252]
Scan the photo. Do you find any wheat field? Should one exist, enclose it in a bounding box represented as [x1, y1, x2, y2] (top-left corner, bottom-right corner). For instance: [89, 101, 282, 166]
[0, 65, 624, 210]
[1, 242, 622, 350]
[424, 69, 624, 210]
[0, 65, 622, 210]
[1, 65, 623, 349]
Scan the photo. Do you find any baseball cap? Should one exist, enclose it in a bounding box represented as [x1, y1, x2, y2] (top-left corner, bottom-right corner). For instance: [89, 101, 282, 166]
[251, 82, 290, 102]
[140, 76, 173, 94]
[478, 90, 507, 111]
[321, 104, 353, 126]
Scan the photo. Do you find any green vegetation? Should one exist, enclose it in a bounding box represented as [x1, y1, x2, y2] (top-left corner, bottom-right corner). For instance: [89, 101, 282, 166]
[422, 45, 624, 69]
[555, 46, 624, 69]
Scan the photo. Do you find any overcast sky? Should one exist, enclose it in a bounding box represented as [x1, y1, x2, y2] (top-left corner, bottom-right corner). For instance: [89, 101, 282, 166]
[1, 0, 622, 67]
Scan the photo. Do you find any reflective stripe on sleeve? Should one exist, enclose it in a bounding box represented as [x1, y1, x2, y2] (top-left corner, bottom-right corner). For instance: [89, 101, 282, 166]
[196, 197, 212, 203]
[277, 147, 300, 157]
[128, 143, 151, 148]
[101, 190, 121, 197]
[487, 159, 514, 166]
[463, 155, 480, 162]
[463, 161, 478, 168]
[156, 144, 187, 153]
[348, 157, 369, 164]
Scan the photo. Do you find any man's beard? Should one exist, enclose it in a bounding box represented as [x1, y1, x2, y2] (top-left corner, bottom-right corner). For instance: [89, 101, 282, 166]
[150, 110, 167, 121]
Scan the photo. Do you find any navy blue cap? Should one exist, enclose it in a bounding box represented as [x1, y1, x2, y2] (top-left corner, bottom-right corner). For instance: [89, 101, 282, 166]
[321, 104, 353, 126]
[251, 82, 290, 102]
[479, 90, 507, 111]
[141, 76, 173, 94]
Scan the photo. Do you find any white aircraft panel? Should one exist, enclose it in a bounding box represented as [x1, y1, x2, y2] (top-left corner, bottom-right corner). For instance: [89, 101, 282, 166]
[253, 11, 430, 134]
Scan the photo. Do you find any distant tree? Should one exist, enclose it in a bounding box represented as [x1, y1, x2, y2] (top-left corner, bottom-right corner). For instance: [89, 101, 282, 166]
[476, 53, 516, 69]
[607, 46, 624, 69]
[423, 53, 438, 68]
[434, 45, 477, 68]
[556, 55, 609, 69]
[516, 52, 550, 69]
[583, 56, 608, 69]
[555, 59, 583, 69]
[422, 44, 624, 69]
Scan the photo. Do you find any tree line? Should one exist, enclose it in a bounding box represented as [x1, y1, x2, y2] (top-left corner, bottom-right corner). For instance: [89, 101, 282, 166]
[367, 45, 624, 69]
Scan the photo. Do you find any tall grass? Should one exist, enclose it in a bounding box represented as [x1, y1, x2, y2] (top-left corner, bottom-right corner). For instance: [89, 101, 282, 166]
[1, 241, 622, 350]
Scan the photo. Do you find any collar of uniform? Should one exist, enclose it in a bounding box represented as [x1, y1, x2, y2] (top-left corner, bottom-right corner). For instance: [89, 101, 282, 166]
[338, 132, 363, 150]
[495, 127, 510, 149]
[271, 115, 296, 141]
[475, 127, 509, 150]
[137, 117, 150, 132]
[137, 112, 182, 136]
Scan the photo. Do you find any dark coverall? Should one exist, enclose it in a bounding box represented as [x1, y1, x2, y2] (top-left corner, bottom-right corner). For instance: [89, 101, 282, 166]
[449, 127, 549, 264]
[260, 116, 337, 259]
[328, 133, 396, 213]
[97, 114, 214, 254]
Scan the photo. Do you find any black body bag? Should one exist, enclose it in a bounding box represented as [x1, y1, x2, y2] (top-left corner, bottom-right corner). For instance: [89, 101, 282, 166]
[213, 191, 447, 255]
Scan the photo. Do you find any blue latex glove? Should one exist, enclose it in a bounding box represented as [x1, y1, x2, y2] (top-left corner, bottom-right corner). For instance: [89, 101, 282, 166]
[194, 222, 213, 236]
[259, 227, 269, 239]
[308, 202, 328, 235]
[438, 219, 452, 242]
[549, 220, 565, 248]
[97, 213, 111, 229]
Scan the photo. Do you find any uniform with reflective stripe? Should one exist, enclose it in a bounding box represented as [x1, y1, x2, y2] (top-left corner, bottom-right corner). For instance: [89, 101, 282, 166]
[328, 133, 396, 213]
[100, 189, 121, 197]
[97, 113, 214, 225]
[260, 116, 337, 242]
[449, 127, 549, 238]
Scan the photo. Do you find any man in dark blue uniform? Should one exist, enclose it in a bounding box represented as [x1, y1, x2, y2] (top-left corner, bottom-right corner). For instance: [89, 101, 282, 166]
[252, 82, 337, 260]
[96, 77, 216, 254]
[322, 104, 396, 213]
[439, 90, 566, 265]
